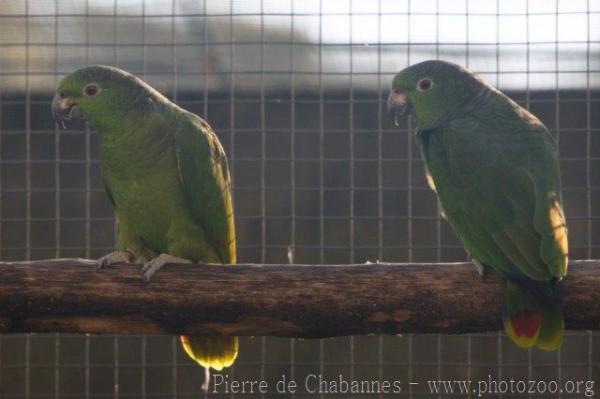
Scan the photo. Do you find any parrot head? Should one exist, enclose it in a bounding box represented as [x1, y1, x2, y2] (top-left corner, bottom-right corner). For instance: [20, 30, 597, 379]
[52, 65, 156, 130]
[387, 60, 490, 130]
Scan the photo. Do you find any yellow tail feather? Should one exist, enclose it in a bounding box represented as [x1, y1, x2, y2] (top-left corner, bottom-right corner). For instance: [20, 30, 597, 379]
[535, 308, 564, 351]
[503, 279, 564, 351]
[180, 336, 239, 371]
[503, 313, 541, 349]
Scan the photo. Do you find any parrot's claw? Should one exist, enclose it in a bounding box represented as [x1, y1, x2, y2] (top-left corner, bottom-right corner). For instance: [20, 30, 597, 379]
[141, 253, 192, 282]
[472, 258, 487, 277]
[97, 251, 134, 270]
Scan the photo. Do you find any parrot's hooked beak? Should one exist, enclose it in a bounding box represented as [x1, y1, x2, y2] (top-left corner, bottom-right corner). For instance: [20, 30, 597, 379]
[52, 93, 79, 128]
[387, 88, 412, 127]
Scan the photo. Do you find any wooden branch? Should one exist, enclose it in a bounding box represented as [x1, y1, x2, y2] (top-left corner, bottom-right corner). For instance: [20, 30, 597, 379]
[0, 259, 599, 337]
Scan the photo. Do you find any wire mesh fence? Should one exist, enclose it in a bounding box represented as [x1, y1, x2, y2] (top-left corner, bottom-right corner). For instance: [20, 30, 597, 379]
[0, 0, 599, 397]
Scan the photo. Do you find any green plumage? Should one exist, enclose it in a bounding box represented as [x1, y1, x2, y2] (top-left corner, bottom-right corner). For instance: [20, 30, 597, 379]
[54, 65, 237, 370]
[389, 60, 568, 350]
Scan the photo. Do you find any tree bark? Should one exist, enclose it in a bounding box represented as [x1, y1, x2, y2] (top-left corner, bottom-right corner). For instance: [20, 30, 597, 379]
[0, 259, 598, 337]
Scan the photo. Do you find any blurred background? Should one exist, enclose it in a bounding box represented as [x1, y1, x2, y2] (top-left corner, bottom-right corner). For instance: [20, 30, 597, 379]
[0, 0, 599, 397]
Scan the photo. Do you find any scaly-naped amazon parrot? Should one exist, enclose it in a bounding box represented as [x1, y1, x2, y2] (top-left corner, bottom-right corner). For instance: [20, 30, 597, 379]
[52, 65, 238, 388]
[387, 60, 568, 350]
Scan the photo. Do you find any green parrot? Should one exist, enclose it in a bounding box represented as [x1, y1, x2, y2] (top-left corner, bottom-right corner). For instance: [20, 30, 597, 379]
[52, 65, 238, 387]
[387, 60, 568, 350]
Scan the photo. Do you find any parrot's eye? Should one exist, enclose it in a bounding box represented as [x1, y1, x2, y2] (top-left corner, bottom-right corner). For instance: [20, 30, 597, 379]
[417, 78, 434, 92]
[83, 83, 101, 97]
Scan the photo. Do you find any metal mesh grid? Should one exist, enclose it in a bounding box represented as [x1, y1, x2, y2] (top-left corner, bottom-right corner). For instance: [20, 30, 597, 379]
[0, 333, 598, 398]
[1, 0, 600, 397]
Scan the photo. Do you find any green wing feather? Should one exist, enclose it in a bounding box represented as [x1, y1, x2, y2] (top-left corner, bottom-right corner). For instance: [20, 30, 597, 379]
[421, 101, 567, 282]
[172, 111, 239, 370]
[173, 111, 236, 264]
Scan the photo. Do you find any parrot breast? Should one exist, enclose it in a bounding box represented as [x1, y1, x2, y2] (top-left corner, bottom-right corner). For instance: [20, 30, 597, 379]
[100, 129, 191, 256]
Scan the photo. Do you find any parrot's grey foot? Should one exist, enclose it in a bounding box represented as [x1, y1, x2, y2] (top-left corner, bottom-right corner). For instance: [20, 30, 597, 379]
[472, 258, 487, 277]
[201, 366, 210, 392]
[141, 253, 192, 282]
[97, 250, 133, 269]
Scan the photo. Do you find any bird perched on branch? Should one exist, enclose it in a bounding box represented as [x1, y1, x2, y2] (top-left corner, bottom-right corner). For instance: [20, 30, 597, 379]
[52, 65, 238, 389]
[387, 60, 568, 350]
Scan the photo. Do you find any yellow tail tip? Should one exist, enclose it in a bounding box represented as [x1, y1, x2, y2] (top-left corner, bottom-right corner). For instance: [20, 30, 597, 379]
[504, 312, 542, 349]
[180, 335, 239, 371]
[504, 311, 564, 351]
[535, 309, 564, 351]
